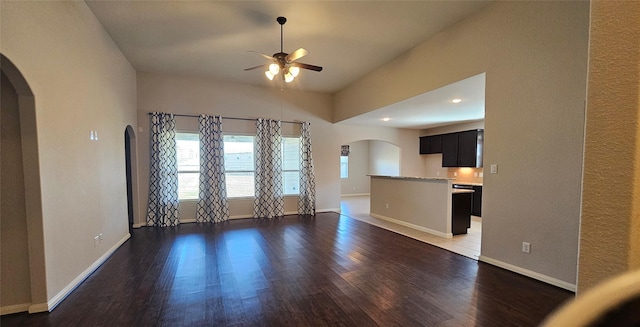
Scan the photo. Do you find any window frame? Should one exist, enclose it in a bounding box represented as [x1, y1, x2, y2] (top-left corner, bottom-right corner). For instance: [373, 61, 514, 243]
[175, 131, 200, 201]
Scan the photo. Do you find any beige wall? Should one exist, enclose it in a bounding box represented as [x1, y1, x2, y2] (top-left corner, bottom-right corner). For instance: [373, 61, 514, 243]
[370, 176, 452, 237]
[578, 1, 640, 293]
[336, 2, 589, 287]
[340, 140, 370, 195]
[369, 140, 400, 176]
[1, 1, 137, 309]
[1, 72, 32, 309]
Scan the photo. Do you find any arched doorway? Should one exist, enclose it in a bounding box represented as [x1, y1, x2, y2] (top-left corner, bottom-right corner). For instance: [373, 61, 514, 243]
[340, 139, 401, 196]
[124, 125, 139, 232]
[125, 127, 134, 232]
[1, 54, 47, 313]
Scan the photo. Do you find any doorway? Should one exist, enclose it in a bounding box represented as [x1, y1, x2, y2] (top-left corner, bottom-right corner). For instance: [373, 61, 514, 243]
[1, 54, 47, 314]
[124, 126, 136, 233]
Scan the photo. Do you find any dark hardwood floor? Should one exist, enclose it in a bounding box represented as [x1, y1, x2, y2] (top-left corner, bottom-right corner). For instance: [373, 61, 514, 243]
[2, 213, 573, 326]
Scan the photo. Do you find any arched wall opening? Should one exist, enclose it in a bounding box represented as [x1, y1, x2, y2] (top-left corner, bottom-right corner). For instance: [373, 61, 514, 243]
[1, 54, 48, 314]
[340, 139, 401, 196]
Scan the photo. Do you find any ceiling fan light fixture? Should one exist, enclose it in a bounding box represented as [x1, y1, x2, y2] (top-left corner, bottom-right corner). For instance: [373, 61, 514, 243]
[269, 63, 280, 75]
[289, 66, 300, 77]
[284, 72, 294, 83]
[265, 71, 275, 80]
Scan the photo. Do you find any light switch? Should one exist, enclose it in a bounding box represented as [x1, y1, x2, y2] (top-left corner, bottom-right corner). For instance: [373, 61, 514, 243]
[490, 164, 498, 174]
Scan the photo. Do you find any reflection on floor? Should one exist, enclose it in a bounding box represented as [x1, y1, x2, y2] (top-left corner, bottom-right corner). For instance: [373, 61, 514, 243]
[340, 195, 481, 260]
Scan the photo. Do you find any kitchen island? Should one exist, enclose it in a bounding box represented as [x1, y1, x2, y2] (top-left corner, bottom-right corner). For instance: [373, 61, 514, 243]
[369, 175, 472, 238]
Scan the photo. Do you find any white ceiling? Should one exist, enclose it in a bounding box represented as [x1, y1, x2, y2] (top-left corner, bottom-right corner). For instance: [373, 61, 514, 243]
[86, 0, 490, 129]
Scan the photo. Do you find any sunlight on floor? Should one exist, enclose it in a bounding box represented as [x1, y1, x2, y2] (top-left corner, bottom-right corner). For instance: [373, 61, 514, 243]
[340, 195, 481, 260]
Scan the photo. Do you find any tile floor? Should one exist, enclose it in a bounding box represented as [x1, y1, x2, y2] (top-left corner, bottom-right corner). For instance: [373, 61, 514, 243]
[340, 195, 481, 259]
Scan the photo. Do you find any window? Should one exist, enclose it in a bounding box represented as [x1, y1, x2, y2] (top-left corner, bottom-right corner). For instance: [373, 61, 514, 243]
[340, 156, 349, 178]
[177, 133, 302, 200]
[175, 132, 200, 200]
[282, 137, 301, 195]
[224, 135, 255, 198]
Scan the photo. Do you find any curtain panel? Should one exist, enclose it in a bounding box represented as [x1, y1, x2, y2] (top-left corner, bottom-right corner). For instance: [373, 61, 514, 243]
[254, 118, 284, 218]
[298, 122, 316, 215]
[197, 115, 230, 223]
[146, 112, 180, 226]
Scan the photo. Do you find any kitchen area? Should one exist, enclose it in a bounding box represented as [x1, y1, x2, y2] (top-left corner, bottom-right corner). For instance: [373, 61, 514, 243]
[369, 128, 483, 239]
[341, 125, 484, 259]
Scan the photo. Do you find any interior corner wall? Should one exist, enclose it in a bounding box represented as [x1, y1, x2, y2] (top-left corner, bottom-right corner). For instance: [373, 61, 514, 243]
[335, 1, 589, 286]
[577, 1, 640, 294]
[1, 1, 137, 307]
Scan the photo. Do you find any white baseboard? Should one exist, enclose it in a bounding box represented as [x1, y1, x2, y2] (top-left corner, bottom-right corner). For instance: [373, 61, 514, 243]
[40, 233, 132, 313]
[478, 255, 577, 292]
[1, 302, 31, 315]
[370, 213, 452, 238]
[134, 208, 342, 227]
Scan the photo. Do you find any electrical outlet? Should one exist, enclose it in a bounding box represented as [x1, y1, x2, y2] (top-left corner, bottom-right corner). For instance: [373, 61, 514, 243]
[522, 242, 531, 253]
[385, 203, 389, 209]
[474, 172, 478, 177]
[453, 172, 457, 177]
[490, 164, 498, 174]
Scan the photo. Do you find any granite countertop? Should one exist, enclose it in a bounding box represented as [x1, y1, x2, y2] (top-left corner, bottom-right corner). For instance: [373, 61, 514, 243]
[452, 182, 483, 186]
[452, 189, 475, 194]
[369, 175, 455, 181]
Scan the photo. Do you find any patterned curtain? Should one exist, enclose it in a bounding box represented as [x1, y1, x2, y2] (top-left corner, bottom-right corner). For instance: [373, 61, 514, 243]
[341, 145, 350, 156]
[146, 112, 179, 226]
[196, 115, 229, 223]
[254, 118, 284, 218]
[298, 122, 316, 215]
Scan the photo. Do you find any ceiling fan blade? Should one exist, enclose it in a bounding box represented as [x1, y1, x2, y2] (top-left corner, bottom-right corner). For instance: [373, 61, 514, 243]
[292, 62, 323, 72]
[247, 51, 274, 61]
[244, 64, 269, 71]
[286, 48, 308, 62]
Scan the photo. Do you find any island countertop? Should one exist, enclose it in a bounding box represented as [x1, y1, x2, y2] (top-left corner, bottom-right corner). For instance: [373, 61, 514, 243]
[368, 175, 455, 182]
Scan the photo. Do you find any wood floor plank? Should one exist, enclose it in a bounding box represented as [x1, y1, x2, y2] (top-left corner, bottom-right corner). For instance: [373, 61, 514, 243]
[1, 213, 573, 327]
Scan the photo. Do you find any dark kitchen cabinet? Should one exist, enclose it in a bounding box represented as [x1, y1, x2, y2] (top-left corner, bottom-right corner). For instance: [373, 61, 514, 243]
[471, 186, 482, 217]
[441, 129, 483, 168]
[452, 192, 472, 235]
[419, 135, 442, 154]
[441, 133, 459, 166]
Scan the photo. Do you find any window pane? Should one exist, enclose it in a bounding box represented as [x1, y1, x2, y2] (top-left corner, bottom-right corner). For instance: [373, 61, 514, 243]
[226, 172, 255, 197]
[178, 172, 199, 200]
[176, 133, 200, 200]
[224, 135, 254, 171]
[176, 133, 200, 171]
[282, 137, 300, 171]
[283, 171, 300, 195]
[340, 156, 349, 178]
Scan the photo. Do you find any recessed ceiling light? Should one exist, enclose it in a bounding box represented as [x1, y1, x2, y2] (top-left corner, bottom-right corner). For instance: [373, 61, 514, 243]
[452, 98, 462, 104]
[382, 117, 391, 122]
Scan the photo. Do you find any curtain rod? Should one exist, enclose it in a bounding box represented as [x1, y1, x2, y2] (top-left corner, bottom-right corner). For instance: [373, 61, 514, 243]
[147, 112, 304, 125]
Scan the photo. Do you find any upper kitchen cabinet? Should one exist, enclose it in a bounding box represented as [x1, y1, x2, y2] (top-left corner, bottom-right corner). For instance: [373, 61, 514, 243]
[419, 135, 442, 154]
[441, 129, 484, 168]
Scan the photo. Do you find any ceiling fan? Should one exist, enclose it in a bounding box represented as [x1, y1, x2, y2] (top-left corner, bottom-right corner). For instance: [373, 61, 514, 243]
[244, 16, 323, 83]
